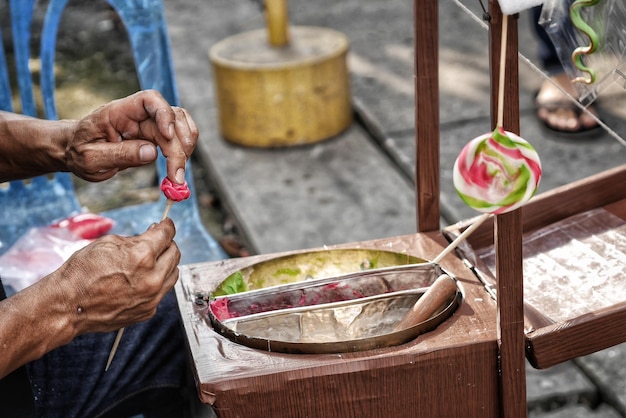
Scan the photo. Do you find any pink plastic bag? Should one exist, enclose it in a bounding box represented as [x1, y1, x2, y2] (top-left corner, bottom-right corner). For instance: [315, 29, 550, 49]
[0, 213, 114, 292]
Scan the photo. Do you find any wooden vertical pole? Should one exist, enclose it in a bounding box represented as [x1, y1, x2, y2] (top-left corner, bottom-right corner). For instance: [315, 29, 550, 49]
[488, 2, 527, 417]
[413, 0, 441, 232]
[265, 0, 289, 47]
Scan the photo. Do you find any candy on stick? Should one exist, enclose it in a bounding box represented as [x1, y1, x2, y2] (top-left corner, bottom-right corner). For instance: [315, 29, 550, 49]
[105, 176, 191, 371]
[160, 177, 191, 220]
[452, 127, 542, 215]
[398, 131, 540, 327]
[432, 128, 542, 264]
[433, 13, 542, 264]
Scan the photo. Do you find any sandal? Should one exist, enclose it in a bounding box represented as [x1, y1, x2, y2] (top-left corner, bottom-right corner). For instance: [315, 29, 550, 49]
[535, 74, 602, 137]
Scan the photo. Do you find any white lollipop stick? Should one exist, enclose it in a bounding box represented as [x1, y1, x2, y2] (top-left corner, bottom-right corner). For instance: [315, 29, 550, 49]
[432, 213, 490, 264]
[161, 199, 174, 220]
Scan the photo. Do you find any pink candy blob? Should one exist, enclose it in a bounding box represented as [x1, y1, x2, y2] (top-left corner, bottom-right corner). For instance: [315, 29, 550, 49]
[160, 177, 191, 202]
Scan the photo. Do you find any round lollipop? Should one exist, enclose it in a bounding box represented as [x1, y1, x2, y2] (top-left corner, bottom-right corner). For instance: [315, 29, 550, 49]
[453, 126, 542, 215]
[432, 127, 542, 265]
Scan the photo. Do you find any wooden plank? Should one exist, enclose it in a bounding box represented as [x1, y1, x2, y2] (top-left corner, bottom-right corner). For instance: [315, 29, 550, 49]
[488, 4, 527, 417]
[414, 0, 441, 232]
[197, 118, 418, 255]
[527, 301, 626, 369]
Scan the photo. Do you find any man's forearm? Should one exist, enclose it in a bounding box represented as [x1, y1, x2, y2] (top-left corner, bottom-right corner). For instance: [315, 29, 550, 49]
[0, 111, 75, 182]
[0, 276, 76, 379]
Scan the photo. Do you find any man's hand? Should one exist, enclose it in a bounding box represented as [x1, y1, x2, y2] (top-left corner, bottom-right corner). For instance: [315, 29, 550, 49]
[0, 219, 180, 378]
[67, 90, 198, 184]
[55, 218, 181, 334]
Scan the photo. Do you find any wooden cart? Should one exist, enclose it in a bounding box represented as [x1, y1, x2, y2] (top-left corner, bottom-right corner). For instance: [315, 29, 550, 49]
[175, 1, 626, 416]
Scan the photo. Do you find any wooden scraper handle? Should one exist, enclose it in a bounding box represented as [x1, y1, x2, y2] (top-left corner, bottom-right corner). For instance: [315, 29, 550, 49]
[394, 274, 457, 332]
[265, 0, 289, 47]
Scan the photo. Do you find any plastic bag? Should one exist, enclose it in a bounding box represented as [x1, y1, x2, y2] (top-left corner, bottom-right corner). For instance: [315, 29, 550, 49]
[0, 213, 114, 293]
[539, 0, 626, 105]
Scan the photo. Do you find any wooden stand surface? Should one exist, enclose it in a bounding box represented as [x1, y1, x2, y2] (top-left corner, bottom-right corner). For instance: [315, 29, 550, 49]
[175, 232, 502, 417]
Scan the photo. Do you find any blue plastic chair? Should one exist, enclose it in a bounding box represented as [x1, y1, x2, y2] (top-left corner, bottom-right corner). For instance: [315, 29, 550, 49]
[0, 0, 226, 264]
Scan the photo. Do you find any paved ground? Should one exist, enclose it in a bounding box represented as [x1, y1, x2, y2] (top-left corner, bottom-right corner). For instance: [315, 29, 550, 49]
[45, 1, 626, 416]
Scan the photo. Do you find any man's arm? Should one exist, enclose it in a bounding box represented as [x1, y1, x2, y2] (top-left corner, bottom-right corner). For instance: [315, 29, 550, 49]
[0, 90, 198, 184]
[0, 111, 73, 181]
[0, 275, 76, 378]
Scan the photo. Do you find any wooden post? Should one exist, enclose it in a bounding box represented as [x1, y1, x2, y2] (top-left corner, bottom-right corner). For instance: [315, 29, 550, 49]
[488, 3, 527, 417]
[413, 0, 441, 232]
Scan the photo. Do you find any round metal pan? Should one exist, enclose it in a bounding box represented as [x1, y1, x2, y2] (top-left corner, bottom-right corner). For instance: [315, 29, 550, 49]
[205, 249, 462, 354]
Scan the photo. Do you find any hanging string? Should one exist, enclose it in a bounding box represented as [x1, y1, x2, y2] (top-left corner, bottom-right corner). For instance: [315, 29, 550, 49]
[477, 0, 491, 22]
[497, 13, 508, 127]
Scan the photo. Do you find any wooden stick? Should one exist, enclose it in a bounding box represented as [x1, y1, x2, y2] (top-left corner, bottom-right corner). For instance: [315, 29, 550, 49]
[265, 0, 289, 47]
[432, 213, 490, 264]
[497, 14, 508, 128]
[161, 199, 174, 221]
[393, 274, 457, 331]
[105, 198, 175, 371]
[414, 0, 441, 232]
[105, 328, 124, 371]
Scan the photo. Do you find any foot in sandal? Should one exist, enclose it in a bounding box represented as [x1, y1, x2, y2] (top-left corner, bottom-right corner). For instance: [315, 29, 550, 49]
[535, 73, 601, 136]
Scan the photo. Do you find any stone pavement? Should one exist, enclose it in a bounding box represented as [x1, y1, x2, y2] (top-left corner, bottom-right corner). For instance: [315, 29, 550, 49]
[164, 0, 626, 416]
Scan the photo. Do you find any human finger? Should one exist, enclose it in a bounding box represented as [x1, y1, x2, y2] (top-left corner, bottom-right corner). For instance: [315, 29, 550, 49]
[151, 106, 197, 184]
[142, 219, 177, 256]
[70, 140, 159, 181]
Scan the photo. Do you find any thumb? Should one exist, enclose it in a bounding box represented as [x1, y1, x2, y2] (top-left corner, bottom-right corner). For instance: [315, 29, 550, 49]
[89, 141, 158, 172]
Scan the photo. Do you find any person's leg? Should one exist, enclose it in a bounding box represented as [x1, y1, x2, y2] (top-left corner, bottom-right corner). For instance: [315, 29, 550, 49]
[26, 291, 190, 418]
[535, 73, 600, 133]
[532, 5, 564, 76]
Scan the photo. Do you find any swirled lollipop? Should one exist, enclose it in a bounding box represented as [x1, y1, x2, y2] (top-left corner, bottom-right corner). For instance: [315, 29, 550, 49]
[453, 127, 542, 215]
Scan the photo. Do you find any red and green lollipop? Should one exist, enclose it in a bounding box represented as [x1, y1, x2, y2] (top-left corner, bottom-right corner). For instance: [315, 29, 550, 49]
[453, 127, 542, 215]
